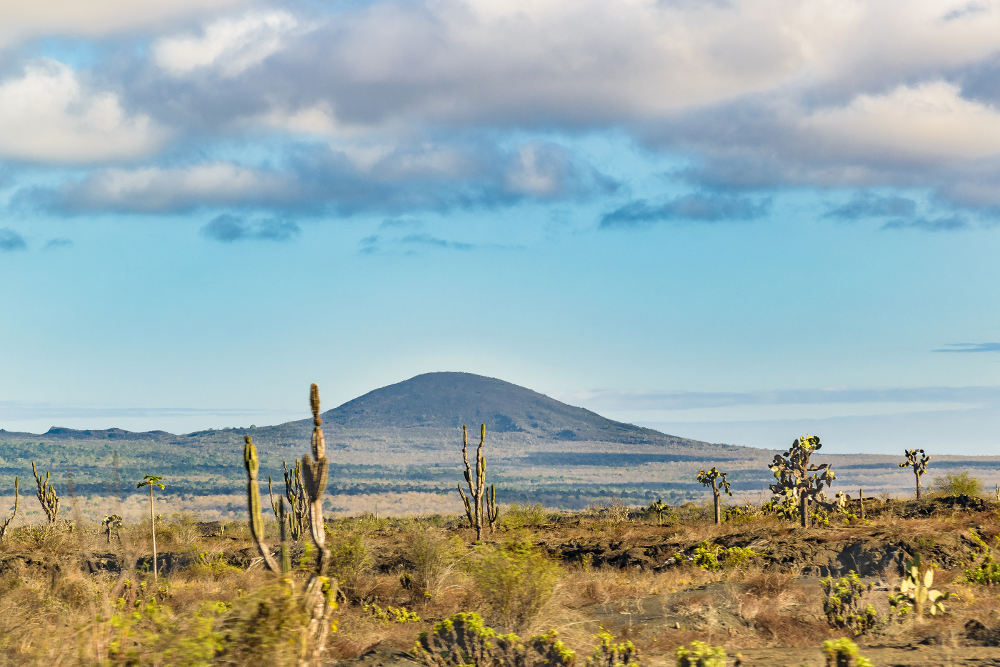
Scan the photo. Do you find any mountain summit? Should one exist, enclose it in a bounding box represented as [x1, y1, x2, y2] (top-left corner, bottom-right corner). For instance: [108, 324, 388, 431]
[323, 371, 674, 444]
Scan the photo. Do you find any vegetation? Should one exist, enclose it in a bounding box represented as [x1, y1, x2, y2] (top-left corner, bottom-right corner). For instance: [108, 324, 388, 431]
[695, 467, 731, 525]
[5, 379, 1000, 665]
[768, 434, 836, 528]
[136, 474, 165, 581]
[899, 448, 931, 500]
[31, 461, 60, 525]
[456, 424, 498, 541]
[935, 470, 983, 497]
[0, 476, 18, 540]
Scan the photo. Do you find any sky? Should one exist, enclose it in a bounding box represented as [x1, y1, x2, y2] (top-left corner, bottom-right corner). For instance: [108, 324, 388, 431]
[0, 0, 998, 454]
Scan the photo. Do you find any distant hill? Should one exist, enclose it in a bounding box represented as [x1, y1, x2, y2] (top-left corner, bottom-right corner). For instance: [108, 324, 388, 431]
[318, 372, 691, 445]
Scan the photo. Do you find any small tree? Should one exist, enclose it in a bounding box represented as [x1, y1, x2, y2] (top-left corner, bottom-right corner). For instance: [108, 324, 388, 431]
[137, 474, 165, 581]
[899, 449, 931, 501]
[769, 434, 835, 528]
[696, 468, 731, 524]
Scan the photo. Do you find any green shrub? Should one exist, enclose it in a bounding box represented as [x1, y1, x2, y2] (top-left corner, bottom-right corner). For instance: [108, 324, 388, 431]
[501, 503, 549, 530]
[465, 540, 560, 631]
[675, 640, 725, 667]
[935, 471, 983, 497]
[326, 529, 373, 601]
[964, 529, 1000, 585]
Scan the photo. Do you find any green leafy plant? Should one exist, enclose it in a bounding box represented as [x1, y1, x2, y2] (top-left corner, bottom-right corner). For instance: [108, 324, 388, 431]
[768, 434, 835, 528]
[696, 468, 731, 525]
[964, 529, 1000, 585]
[136, 474, 165, 582]
[899, 449, 931, 500]
[935, 471, 983, 498]
[692, 542, 721, 571]
[363, 602, 420, 623]
[465, 539, 561, 631]
[821, 571, 880, 636]
[675, 640, 726, 667]
[822, 638, 873, 667]
[501, 503, 548, 530]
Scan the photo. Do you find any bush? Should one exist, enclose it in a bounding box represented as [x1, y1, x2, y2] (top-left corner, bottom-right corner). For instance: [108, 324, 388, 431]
[676, 640, 726, 667]
[501, 503, 549, 530]
[403, 527, 464, 599]
[465, 540, 561, 631]
[325, 529, 373, 601]
[935, 471, 983, 497]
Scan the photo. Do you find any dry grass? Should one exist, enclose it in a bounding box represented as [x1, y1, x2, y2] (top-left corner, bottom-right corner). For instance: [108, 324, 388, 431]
[1, 498, 1000, 664]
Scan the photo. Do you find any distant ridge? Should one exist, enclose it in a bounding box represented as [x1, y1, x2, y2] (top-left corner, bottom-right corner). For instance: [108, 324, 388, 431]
[3, 372, 724, 450]
[320, 371, 698, 446]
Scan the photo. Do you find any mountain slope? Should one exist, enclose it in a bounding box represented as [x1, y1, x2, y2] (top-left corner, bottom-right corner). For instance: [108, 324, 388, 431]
[321, 371, 690, 445]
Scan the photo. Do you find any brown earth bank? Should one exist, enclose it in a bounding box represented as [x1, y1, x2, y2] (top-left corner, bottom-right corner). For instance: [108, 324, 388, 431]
[4, 496, 1000, 664]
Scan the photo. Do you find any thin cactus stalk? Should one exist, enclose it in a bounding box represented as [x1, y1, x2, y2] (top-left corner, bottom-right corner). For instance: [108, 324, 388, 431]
[0, 477, 18, 540]
[243, 436, 282, 573]
[859, 489, 865, 521]
[768, 435, 835, 528]
[136, 475, 165, 582]
[457, 424, 498, 541]
[696, 467, 732, 524]
[899, 449, 931, 501]
[242, 383, 338, 667]
[31, 462, 60, 525]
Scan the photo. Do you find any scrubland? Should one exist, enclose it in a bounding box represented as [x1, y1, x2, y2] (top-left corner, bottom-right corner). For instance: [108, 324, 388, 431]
[4, 494, 1000, 665]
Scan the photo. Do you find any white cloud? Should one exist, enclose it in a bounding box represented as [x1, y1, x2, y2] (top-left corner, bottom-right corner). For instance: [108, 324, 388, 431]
[804, 81, 1000, 164]
[61, 163, 289, 212]
[0, 60, 164, 162]
[153, 10, 302, 77]
[0, 0, 249, 49]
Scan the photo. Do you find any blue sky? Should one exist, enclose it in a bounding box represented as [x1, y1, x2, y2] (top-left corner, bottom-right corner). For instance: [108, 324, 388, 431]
[1, 0, 999, 454]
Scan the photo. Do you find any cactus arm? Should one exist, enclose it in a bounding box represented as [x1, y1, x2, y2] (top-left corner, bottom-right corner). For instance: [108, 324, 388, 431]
[243, 436, 280, 573]
[301, 383, 330, 574]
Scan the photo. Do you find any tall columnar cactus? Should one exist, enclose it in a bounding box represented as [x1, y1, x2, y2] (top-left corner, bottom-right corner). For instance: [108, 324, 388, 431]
[457, 424, 498, 541]
[769, 434, 835, 528]
[270, 458, 309, 541]
[31, 462, 59, 525]
[244, 437, 282, 573]
[0, 477, 18, 540]
[696, 467, 732, 525]
[899, 449, 931, 501]
[243, 383, 337, 667]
